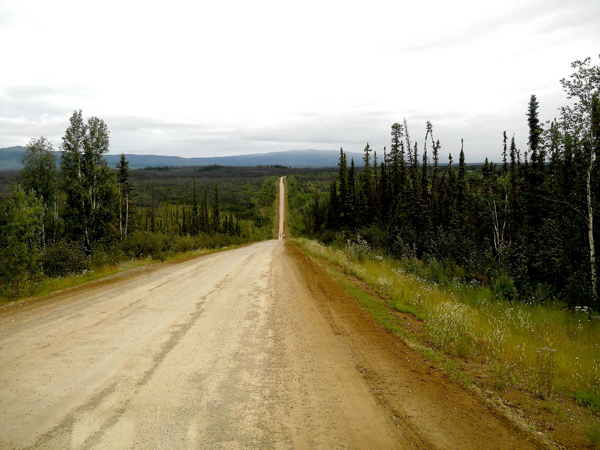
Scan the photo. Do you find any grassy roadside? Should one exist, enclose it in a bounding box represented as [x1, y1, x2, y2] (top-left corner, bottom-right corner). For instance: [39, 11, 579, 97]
[0, 242, 254, 308]
[292, 237, 600, 448]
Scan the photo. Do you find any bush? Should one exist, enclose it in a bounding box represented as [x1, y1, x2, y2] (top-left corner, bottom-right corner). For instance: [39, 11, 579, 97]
[168, 235, 197, 254]
[90, 244, 126, 268]
[491, 275, 517, 301]
[345, 234, 371, 261]
[41, 241, 89, 277]
[124, 231, 167, 259]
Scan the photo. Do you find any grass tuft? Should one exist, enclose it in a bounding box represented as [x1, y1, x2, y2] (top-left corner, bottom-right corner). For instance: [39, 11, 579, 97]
[584, 423, 600, 448]
[574, 390, 600, 410]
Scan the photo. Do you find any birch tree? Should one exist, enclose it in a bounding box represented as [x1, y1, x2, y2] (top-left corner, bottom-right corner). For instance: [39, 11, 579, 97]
[559, 56, 600, 302]
[21, 136, 58, 245]
[61, 111, 117, 250]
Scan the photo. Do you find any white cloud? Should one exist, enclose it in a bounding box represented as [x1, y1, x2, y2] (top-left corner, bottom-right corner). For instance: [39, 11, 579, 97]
[1, 0, 599, 162]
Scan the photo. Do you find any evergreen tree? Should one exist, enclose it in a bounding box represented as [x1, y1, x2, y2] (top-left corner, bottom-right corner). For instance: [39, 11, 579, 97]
[326, 180, 339, 229]
[527, 95, 543, 170]
[150, 186, 157, 233]
[457, 140, 468, 228]
[337, 148, 348, 221]
[201, 188, 209, 233]
[502, 131, 508, 174]
[348, 158, 357, 229]
[116, 154, 134, 236]
[390, 122, 405, 202]
[191, 176, 199, 235]
[445, 153, 456, 227]
[212, 183, 221, 233]
[360, 143, 373, 224]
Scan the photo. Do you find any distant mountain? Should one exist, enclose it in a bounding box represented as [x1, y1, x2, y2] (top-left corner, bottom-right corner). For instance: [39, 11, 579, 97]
[0, 146, 27, 170]
[0, 147, 364, 170]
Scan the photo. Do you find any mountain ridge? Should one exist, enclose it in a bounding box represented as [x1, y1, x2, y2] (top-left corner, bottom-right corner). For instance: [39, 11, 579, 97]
[0, 147, 365, 170]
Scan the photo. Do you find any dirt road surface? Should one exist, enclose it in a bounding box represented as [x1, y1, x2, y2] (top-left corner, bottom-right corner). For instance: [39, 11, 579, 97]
[0, 177, 542, 449]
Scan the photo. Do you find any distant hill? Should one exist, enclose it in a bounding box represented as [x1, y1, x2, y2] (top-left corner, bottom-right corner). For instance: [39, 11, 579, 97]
[0, 147, 364, 170]
[0, 146, 27, 170]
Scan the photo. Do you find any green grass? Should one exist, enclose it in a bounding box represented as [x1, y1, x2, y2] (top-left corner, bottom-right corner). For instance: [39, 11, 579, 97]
[392, 302, 422, 319]
[443, 359, 473, 386]
[574, 390, 600, 410]
[293, 237, 600, 403]
[584, 423, 600, 448]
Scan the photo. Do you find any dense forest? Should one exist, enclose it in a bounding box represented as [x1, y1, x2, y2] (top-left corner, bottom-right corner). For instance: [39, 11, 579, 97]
[302, 56, 600, 308]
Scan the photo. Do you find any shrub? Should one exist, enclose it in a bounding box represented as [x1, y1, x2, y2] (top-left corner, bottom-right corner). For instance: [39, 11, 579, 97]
[124, 231, 167, 259]
[41, 241, 89, 277]
[345, 234, 371, 261]
[90, 243, 126, 268]
[169, 235, 197, 254]
[491, 275, 517, 301]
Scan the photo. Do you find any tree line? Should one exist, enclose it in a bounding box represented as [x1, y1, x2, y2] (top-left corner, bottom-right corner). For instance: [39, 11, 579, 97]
[305, 56, 600, 308]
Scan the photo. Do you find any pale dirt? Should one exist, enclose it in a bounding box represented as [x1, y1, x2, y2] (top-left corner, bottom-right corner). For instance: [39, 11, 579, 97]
[0, 177, 543, 449]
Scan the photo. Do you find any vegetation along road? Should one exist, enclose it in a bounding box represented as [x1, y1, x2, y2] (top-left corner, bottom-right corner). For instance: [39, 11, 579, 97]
[0, 177, 543, 449]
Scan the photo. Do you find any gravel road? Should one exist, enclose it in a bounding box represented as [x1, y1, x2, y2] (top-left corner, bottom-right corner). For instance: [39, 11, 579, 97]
[0, 239, 405, 449]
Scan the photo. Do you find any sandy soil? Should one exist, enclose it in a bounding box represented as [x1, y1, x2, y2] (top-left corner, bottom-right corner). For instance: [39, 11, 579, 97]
[0, 176, 545, 449]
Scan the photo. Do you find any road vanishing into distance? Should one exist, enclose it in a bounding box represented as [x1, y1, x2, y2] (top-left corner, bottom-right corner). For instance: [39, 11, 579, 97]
[0, 177, 542, 449]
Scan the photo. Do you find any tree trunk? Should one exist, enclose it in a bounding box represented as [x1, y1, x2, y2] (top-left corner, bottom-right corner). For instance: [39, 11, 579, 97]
[119, 195, 123, 236]
[125, 195, 129, 236]
[588, 144, 597, 302]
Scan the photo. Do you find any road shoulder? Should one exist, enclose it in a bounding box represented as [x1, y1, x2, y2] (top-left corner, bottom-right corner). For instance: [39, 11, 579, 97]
[285, 240, 546, 450]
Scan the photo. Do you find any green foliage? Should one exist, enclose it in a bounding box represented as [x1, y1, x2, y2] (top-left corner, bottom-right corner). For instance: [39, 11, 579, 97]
[21, 136, 59, 245]
[41, 240, 89, 277]
[298, 55, 600, 309]
[491, 275, 517, 301]
[61, 110, 118, 249]
[21, 136, 57, 208]
[116, 153, 135, 236]
[574, 390, 600, 410]
[124, 231, 168, 259]
[0, 185, 44, 296]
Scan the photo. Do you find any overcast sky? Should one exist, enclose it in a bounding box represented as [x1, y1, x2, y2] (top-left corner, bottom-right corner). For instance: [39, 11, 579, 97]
[1, 0, 599, 163]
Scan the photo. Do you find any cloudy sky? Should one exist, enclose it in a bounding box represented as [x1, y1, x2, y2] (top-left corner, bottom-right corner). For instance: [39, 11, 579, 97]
[1, 0, 599, 162]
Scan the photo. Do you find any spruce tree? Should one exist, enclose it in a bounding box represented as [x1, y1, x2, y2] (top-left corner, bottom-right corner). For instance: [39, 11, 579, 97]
[348, 158, 357, 229]
[527, 95, 542, 170]
[502, 131, 508, 174]
[191, 176, 199, 235]
[337, 148, 348, 221]
[201, 188, 209, 233]
[116, 154, 134, 236]
[212, 183, 220, 233]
